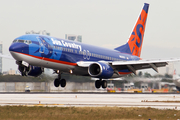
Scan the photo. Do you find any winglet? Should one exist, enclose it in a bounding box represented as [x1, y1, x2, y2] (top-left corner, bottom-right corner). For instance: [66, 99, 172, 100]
[115, 3, 149, 57]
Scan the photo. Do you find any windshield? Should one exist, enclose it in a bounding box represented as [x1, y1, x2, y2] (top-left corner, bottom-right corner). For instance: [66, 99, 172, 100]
[13, 39, 32, 44]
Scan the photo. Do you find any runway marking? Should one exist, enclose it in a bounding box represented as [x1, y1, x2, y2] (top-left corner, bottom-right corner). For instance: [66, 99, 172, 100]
[159, 95, 180, 98]
[23, 104, 65, 107]
[141, 100, 180, 103]
[39, 96, 54, 98]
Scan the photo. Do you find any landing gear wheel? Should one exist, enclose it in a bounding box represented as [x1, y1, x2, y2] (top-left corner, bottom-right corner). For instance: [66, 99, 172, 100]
[60, 79, 66, 87]
[18, 66, 27, 76]
[102, 80, 107, 88]
[54, 72, 66, 88]
[95, 80, 101, 89]
[21, 71, 27, 76]
[54, 78, 60, 87]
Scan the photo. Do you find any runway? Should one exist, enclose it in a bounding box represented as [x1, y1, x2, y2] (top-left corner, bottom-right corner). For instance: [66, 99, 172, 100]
[0, 93, 180, 110]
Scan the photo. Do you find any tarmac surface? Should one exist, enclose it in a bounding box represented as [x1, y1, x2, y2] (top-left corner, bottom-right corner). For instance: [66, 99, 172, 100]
[0, 93, 180, 110]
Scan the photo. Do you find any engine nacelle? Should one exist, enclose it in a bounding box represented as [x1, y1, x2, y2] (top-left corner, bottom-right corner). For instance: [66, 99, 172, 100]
[27, 65, 43, 77]
[176, 86, 180, 91]
[88, 62, 114, 79]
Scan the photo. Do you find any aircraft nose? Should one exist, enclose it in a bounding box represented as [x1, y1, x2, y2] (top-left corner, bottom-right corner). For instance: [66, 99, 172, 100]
[9, 42, 29, 53]
[9, 43, 21, 52]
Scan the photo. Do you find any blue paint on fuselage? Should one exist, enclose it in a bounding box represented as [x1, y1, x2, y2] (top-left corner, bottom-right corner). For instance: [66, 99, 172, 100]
[10, 34, 140, 65]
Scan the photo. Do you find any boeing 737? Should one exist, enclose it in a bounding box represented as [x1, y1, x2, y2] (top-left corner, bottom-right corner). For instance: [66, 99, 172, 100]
[172, 70, 180, 91]
[8, 3, 179, 88]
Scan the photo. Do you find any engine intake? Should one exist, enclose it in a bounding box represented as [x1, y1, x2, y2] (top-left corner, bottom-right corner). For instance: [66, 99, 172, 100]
[18, 64, 43, 77]
[88, 62, 114, 79]
[27, 65, 43, 77]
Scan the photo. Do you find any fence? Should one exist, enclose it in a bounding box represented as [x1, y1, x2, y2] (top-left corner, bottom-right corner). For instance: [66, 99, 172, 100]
[0, 82, 96, 92]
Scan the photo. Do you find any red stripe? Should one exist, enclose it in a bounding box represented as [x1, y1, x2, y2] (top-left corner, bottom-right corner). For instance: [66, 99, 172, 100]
[118, 72, 132, 75]
[16, 52, 77, 66]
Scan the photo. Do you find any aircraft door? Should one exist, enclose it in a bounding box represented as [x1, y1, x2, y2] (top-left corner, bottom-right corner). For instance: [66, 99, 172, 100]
[37, 37, 45, 53]
[87, 50, 90, 60]
[83, 50, 91, 60]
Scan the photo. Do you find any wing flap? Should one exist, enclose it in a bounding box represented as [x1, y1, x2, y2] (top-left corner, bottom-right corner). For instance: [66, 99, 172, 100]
[112, 58, 179, 65]
[112, 58, 180, 73]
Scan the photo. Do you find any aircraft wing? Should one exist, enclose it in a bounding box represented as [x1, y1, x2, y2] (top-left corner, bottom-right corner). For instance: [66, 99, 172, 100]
[77, 58, 180, 75]
[77, 61, 95, 67]
[112, 58, 180, 74]
[0, 53, 14, 60]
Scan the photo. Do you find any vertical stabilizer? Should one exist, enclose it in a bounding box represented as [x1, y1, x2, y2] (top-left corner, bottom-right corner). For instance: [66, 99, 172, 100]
[115, 3, 149, 57]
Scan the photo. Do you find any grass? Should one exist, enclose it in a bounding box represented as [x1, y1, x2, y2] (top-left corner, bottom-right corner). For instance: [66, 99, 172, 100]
[0, 106, 179, 120]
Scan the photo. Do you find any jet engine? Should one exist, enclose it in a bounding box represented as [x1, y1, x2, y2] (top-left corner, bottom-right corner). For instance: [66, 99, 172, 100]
[18, 65, 43, 77]
[88, 62, 114, 79]
[27, 65, 43, 77]
[176, 86, 180, 91]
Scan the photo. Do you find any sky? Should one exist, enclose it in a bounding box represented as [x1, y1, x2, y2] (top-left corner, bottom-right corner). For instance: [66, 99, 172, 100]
[0, 0, 180, 75]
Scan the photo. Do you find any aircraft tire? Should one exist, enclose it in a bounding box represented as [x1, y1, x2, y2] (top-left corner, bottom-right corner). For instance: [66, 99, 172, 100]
[60, 79, 66, 87]
[54, 78, 60, 87]
[18, 66, 27, 76]
[95, 80, 101, 89]
[102, 80, 107, 88]
[176, 86, 180, 91]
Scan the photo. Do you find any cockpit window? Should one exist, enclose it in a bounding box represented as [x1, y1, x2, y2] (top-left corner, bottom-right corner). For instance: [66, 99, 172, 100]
[18, 40, 25, 43]
[13, 39, 32, 44]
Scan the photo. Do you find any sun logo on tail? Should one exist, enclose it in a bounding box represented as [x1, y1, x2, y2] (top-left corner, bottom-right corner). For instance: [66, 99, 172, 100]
[128, 3, 149, 57]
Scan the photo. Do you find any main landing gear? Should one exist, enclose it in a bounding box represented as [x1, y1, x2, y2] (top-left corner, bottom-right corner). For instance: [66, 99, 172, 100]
[95, 79, 107, 89]
[54, 73, 66, 88]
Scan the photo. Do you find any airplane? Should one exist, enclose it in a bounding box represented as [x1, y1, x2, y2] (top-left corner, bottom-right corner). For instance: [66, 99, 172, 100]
[8, 3, 179, 89]
[172, 69, 180, 91]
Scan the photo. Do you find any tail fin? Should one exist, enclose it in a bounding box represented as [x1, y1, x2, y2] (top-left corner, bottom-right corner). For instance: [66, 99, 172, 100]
[115, 3, 149, 57]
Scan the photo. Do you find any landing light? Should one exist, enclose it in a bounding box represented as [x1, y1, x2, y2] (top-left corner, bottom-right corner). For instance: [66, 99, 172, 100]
[70, 70, 73, 74]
